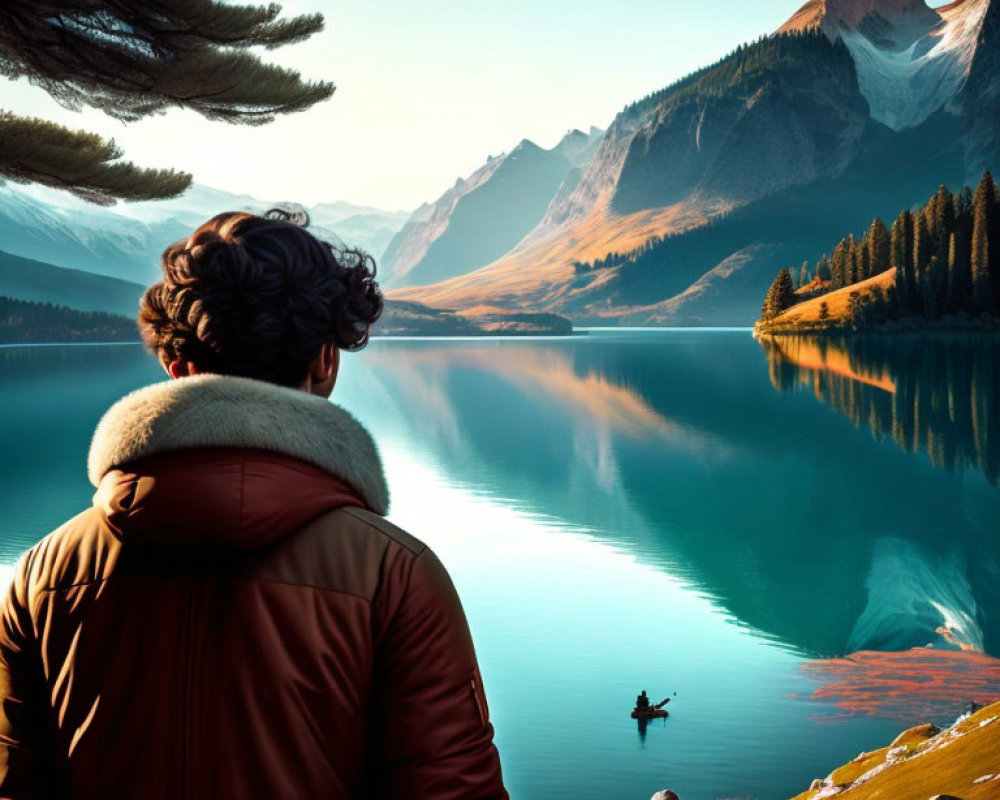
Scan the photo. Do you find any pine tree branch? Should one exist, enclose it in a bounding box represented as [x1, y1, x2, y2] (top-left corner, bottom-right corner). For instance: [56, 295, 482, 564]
[0, 111, 192, 204]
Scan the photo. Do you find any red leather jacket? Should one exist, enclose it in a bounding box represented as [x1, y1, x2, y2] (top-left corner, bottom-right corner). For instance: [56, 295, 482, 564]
[0, 374, 508, 799]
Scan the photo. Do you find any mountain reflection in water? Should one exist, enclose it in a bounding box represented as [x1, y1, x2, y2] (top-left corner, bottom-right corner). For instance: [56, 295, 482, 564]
[3, 334, 999, 737]
[758, 333, 1000, 719]
[350, 333, 1000, 664]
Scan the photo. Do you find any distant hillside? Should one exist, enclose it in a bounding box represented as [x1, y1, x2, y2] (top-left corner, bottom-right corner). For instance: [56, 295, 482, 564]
[381, 128, 603, 290]
[0, 296, 138, 344]
[0, 249, 145, 317]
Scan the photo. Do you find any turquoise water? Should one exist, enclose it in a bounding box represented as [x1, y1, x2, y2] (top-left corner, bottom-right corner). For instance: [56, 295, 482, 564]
[1, 332, 998, 800]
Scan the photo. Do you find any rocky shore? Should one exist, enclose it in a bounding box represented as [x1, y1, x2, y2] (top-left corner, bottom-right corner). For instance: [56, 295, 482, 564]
[648, 700, 1000, 800]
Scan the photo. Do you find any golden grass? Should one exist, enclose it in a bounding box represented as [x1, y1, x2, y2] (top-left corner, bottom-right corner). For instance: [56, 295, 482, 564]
[769, 269, 896, 327]
[796, 277, 830, 296]
[785, 701, 1000, 800]
[828, 748, 891, 786]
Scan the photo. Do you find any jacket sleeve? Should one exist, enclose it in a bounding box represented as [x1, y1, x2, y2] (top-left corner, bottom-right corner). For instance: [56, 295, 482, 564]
[0, 551, 55, 800]
[369, 545, 508, 800]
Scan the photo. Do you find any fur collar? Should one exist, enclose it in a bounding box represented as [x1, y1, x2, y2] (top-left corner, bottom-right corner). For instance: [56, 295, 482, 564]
[88, 374, 389, 515]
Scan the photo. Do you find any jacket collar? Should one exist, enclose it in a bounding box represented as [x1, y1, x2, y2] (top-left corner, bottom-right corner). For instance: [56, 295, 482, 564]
[88, 373, 389, 515]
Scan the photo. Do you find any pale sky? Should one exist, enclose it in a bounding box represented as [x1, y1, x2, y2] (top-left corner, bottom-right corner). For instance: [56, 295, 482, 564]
[3, 1, 802, 211]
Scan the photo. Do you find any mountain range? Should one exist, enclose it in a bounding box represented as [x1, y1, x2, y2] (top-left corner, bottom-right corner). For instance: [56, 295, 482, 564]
[0, 181, 409, 289]
[0, 182, 572, 336]
[389, 0, 1000, 325]
[4, 0, 999, 329]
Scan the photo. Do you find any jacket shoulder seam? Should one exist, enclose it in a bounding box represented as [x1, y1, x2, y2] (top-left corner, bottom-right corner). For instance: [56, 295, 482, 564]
[231, 574, 373, 601]
[340, 507, 426, 555]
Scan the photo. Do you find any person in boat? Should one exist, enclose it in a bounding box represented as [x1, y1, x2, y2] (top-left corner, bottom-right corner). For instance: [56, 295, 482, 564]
[0, 211, 508, 799]
[636, 690, 651, 711]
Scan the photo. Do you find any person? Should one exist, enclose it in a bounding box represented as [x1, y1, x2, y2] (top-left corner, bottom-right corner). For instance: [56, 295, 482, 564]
[0, 211, 508, 799]
[636, 690, 650, 710]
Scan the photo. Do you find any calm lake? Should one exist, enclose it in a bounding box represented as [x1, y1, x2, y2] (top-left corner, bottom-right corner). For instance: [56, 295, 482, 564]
[2, 330, 998, 800]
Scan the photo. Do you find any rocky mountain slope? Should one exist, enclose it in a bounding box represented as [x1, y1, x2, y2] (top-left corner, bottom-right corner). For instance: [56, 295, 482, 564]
[395, 0, 1000, 326]
[380, 128, 603, 290]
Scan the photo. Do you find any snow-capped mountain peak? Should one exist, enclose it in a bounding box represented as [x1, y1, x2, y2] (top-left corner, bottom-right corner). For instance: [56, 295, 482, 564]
[781, 0, 993, 130]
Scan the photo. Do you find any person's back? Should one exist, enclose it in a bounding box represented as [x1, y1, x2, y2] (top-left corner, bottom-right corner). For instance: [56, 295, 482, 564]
[0, 212, 508, 799]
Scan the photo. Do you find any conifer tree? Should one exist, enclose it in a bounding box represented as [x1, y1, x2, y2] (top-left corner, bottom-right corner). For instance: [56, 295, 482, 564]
[924, 255, 945, 318]
[903, 210, 915, 270]
[761, 268, 796, 321]
[891, 212, 906, 270]
[858, 237, 872, 281]
[971, 171, 996, 312]
[892, 210, 915, 306]
[0, 1, 333, 203]
[831, 242, 848, 289]
[800, 260, 811, 288]
[959, 185, 974, 215]
[848, 235, 861, 284]
[817, 255, 832, 283]
[913, 213, 931, 311]
[948, 231, 960, 312]
[989, 172, 1000, 308]
[868, 217, 891, 276]
[931, 186, 957, 263]
[947, 230, 972, 313]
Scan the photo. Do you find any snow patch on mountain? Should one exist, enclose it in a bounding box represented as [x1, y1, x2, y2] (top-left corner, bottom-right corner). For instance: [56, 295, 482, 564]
[842, 0, 991, 129]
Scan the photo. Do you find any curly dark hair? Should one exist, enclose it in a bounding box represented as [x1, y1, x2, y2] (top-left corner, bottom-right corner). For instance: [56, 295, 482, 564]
[138, 211, 383, 387]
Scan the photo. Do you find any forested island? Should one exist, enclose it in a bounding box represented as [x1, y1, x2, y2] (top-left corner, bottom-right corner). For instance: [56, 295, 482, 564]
[756, 173, 1000, 334]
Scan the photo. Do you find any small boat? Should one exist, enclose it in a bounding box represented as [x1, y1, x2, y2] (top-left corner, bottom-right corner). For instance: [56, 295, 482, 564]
[630, 707, 669, 720]
[631, 697, 670, 719]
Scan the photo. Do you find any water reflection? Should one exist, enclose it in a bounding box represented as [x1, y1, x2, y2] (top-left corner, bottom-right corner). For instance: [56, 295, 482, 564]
[344, 334, 1000, 663]
[801, 649, 1000, 724]
[760, 334, 1000, 485]
[3, 336, 999, 735]
[0, 344, 163, 560]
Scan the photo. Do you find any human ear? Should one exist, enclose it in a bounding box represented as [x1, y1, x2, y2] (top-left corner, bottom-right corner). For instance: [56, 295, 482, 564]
[167, 360, 199, 379]
[319, 342, 340, 382]
[305, 342, 340, 397]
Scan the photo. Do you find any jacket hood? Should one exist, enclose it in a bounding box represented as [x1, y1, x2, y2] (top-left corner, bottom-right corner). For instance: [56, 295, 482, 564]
[87, 374, 390, 548]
